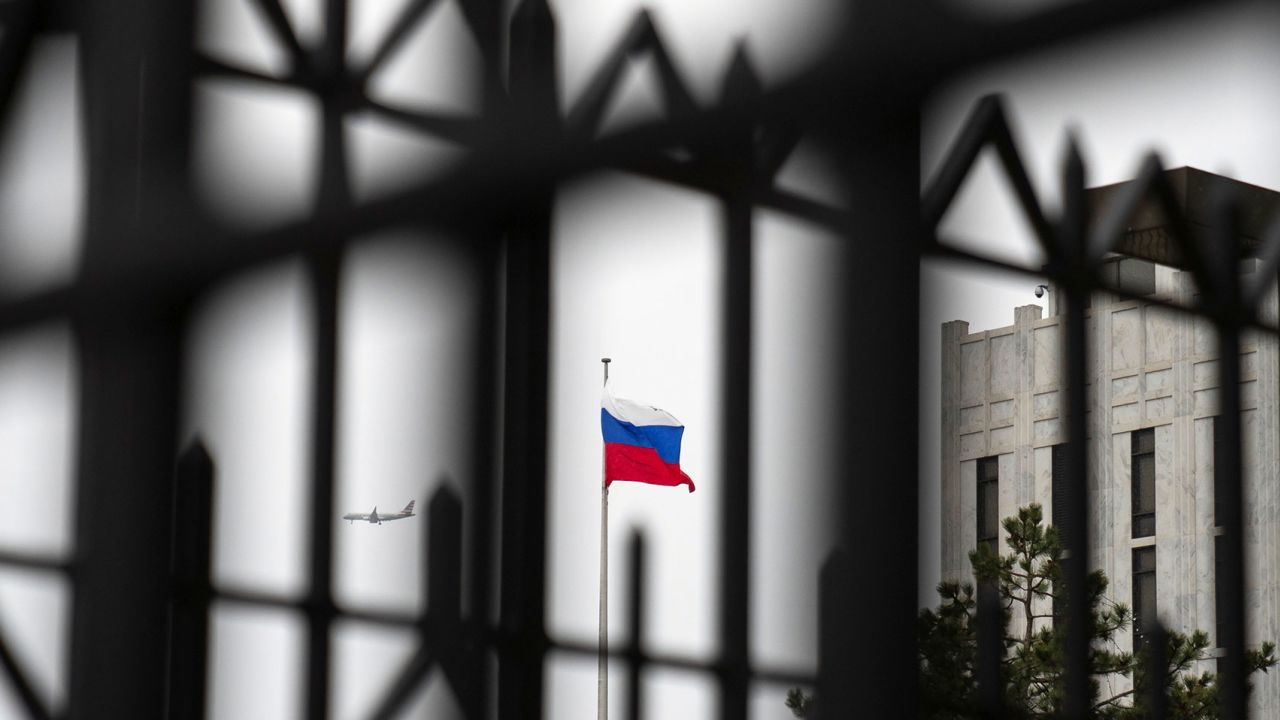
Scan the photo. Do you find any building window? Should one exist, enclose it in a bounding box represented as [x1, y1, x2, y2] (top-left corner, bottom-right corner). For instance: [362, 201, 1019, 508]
[1133, 546, 1157, 652]
[977, 456, 999, 554]
[1051, 444, 1068, 539]
[1213, 417, 1226, 528]
[1051, 444, 1071, 631]
[1132, 428, 1155, 538]
[1053, 555, 1069, 630]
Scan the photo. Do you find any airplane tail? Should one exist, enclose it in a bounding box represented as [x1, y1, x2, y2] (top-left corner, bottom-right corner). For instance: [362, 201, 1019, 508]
[402, 500, 415, 515]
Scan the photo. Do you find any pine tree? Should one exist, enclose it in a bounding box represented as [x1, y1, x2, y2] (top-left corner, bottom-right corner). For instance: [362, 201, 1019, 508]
[785, 687, 812, 718]
[917, 504, 1275, 719]
[788, 503, 1276, 718]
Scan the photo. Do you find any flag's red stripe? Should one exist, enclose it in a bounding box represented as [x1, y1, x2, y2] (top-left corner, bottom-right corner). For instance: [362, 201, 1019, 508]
[604, 442, 695, 492]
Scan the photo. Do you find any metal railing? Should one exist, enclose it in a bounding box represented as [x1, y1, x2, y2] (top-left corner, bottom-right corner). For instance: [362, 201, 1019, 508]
[0, 0, 1256, 718]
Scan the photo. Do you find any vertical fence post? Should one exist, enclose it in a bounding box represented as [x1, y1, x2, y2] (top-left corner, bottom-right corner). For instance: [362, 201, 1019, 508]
[716, 45, 759, 720]
[68, 294, 186, 720]
[430, 486, 475, 714]
[817, 551, 854, 718]
[499, 2, 558, 717]
[466, 231, 501, 718]
[67, 0, 193, 713]
[460, 10, 506, 706]
[626, 532, 645, 720]
[824, 42, 922, 720]
[1144, 623, 1169, 720]
[976, 582, 1003, 716]
[1058, 143, 1093, 720]
[304, 245, 343, 720]
[302, 0, 354, 712]
[168, 441, 215, 720]
[1210, 195, 1247, 720]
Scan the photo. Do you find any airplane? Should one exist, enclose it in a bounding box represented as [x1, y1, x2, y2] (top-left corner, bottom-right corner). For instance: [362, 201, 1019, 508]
[343, 500, 415, 525]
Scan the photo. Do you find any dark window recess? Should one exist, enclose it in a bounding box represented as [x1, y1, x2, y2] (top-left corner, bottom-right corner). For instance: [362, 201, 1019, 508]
[1214, 417, 1226, 528]
[1053, 556, 1069, 630]
[1132, 429, 1155, 538]
[1132, 547, 1157, 652]
[977, 456, 999, 554]
[976, 571, 999, 625]
[1215, 535, 1225, 648]
[1052, 444, 1068, 541]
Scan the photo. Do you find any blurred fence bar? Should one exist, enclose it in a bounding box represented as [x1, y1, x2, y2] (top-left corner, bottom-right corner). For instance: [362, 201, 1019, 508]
[717, 47, 758, 720]
[0, 0, 1262, 719]
[829, 23, 923, 713]
[498, 4, 557, 719]
[67, 0, 191, 714]
[167, 442, 214, 720]
[626, 532, 645, 720]
[1210, 198, 1247, 720]
[1060, 144, 1093, 720]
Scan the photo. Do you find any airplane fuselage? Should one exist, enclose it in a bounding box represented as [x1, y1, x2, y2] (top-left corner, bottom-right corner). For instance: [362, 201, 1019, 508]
[345, 499, 414, 520]
[342, 512, 413, 524]
[342, 501, 416, 524]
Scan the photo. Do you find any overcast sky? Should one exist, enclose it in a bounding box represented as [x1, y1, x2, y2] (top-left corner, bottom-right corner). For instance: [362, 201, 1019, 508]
[3, 1, 1280, 718]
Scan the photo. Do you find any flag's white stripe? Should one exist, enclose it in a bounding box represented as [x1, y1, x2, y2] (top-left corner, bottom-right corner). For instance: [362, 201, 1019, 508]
[601, 383, 683, 428]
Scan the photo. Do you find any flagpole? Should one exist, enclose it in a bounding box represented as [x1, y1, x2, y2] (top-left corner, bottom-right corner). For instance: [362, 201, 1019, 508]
[598, 357, 611, 720]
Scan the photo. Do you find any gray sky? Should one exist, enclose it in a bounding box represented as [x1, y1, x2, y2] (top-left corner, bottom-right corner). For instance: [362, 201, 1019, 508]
[3, 0, 1280, 718]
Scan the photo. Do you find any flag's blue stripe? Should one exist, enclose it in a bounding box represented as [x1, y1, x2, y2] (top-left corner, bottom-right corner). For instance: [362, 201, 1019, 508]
[600, 408, 684, 464]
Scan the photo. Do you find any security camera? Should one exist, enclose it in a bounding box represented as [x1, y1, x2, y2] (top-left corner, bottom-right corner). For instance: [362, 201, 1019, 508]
[1034, 284, 1049, 299]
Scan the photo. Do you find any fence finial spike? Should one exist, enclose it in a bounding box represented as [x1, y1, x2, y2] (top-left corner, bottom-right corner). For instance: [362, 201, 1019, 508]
[510, 0, 554, 33]
[427, 480, 464, 623]
[1062, 130, 1084, 181]
[633, 7, 656, 39]
[720, 41, 761, 104]
[179, 436, 214, 472]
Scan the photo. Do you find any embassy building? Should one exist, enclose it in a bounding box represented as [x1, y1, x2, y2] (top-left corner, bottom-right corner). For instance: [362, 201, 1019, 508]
[939, 168, 1280, 714]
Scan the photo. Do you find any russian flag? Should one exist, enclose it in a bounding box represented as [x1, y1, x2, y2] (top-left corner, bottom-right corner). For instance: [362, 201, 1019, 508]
[601, 383, 695, 492]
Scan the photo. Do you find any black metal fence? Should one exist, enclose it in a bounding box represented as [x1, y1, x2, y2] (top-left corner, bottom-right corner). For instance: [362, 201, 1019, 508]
[0, 0, 1264, 718]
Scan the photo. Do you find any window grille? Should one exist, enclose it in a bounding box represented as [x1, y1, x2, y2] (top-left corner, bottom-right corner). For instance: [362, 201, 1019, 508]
[1132, 428, 1156, 539]
[1132, 546, 1157, 653]
[1051, 443, 1067, 542]
[977, 456, 999, 555]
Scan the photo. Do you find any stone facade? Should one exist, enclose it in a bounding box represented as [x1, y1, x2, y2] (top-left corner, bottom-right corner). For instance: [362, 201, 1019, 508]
[941, 260, 1280, 713]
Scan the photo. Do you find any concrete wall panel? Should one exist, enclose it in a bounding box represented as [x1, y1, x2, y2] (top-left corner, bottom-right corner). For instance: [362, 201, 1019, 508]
[990, 334, 1016, 397]
[990, 399, 1014, 425]
[1146, 306, 1175, 363]
[961, 341, 984, 405]
[1147, 368, 1172, 395]
[1034, 325, 1059, 387]
[1112, 307, 1142, 371]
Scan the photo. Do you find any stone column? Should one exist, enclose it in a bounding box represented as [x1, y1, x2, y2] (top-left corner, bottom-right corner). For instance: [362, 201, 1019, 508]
[1014, 304, 1043, 509]
[941, 320, 968, 582]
